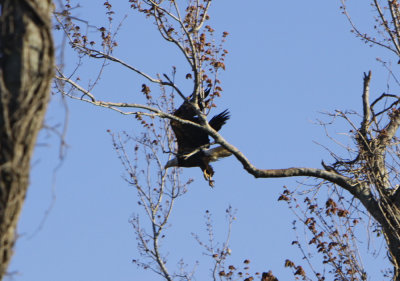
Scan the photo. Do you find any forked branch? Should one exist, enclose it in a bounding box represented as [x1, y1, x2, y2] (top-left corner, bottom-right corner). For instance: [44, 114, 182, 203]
[361, 71, 372, 136]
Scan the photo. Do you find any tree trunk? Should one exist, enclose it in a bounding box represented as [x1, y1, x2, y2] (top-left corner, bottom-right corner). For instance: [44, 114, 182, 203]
[0, 0, 54, 279]
[378, 203, 400, 280]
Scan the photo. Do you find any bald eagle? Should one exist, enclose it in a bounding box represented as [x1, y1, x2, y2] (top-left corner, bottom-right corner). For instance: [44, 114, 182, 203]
[165, 94, 231, 187]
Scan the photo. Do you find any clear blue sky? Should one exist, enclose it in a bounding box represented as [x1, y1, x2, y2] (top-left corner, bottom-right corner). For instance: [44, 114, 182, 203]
[7, 1, 397, 280]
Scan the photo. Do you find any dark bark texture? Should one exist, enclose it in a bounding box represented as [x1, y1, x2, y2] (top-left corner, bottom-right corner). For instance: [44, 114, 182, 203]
[0, 0, 54, 279]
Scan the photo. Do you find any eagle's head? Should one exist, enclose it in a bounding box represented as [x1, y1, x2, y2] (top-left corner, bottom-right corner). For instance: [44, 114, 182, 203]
[165, 157, 178, 169]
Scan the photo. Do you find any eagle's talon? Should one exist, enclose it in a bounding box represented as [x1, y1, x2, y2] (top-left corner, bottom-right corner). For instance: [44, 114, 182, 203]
[203, 170, 211, 181]
[203, 170, 214, 187]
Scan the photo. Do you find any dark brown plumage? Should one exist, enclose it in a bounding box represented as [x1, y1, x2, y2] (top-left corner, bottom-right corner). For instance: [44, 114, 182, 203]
[165, 91, 231, 187]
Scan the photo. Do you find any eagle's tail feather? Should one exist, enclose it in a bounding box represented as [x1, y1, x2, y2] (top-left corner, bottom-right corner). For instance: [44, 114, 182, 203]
[206, 146, 232, 162]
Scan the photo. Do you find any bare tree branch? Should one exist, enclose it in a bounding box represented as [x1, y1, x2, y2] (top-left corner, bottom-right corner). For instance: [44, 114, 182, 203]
[361, 71, 372, 136]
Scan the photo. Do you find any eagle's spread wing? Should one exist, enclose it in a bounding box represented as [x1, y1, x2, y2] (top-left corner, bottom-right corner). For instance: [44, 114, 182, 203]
[171, 116, 209, 155]
[209, 109, 230, 131]
[172, 88, 211, 120]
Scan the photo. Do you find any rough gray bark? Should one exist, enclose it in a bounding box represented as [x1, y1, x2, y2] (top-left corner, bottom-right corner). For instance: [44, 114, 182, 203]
[0, 0, 54, 279]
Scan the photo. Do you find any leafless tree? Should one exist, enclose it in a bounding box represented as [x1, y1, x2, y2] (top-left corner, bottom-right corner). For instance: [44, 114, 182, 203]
[110, 85, 263, 280]
[109, 87, 189, 281]
[0, 0, 54, 280]
[53, 0, 400, 280]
